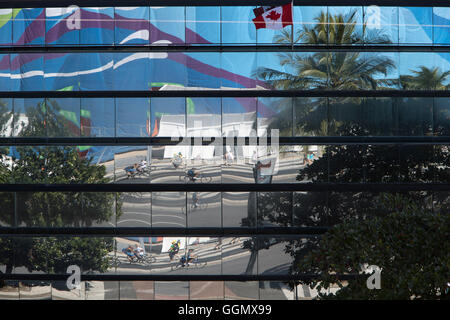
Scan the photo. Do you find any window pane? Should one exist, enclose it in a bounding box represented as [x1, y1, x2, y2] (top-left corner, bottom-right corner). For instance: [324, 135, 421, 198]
[365, 145, 400, 183]
[328, 145, 368, 183]
[184, 237, 221, 275]
[222, 52, 257, 89]
[79, 53, 114, 91]
[293, 6, 327, 45]
[44, 53, 79, 91]
[11, 146, 48, 183]
[114, 53, 150, 91]
[259, 281, 295, 300]
[221, 7, 256, 44]
[258, 97, 292, 136]
[119, 281, 154, 300]
[0, 192, 13, 226]
[80, 7, 114, 45]
[46, 7, 80, 45]
[116, 98, 150, 137]
[222, 192, 257, 228]
[433, 8, 450, 45]
[0, 98, 12, 137]
[150, 52, 187, 90]
[294, 97, 327, 136]
[115, 236, 151, 275]
[225, 281, 258, 300]
[362, 98, 397, 136]
[12, 98, 46, 137]
[400, 53, 450, 90]
[258, 192, 293, 227]
[46, 98, 80, 137]
[222, 237, 257, 275]
[399, 7, 433, 44]
[257, 237, 298, 275]
[186, 97, 221, 137]
[0, 54, 11, 91]
[150, 145, 186, 184]
[186, 53, 222, 89]
[186, 7, 220, 44]
[187, 192, 221, 227]
[151, 236, 186, 275]
[85, 281, 119, 300]
[296, 145, 329, 183]
[434, 98, 450, 136]
[0, 9, 12, 45]
[0, 280, 19, 300]
[151, 98, 185, 138]
[152, 193, 186, 228]
[399, 145, 435, 183]
[13, 8, 45, 46]
[11, 54, 44, 91]
[293, 191, 328, 227]
[364, 6, 399, 44]
[20, 282, 51, 300]
[190, 281, 224, 300]
[154, 281, 189, 300]
[80, 98, 114, 137]
[397, 97, 433, 136]
[114, 146, 150, 184]
[328, 6, 364, 44]
[51, 281, 86, 300]
[150, 7, 185, 44]
[115, 7, 150, 45]
[117, 193, 151, 228]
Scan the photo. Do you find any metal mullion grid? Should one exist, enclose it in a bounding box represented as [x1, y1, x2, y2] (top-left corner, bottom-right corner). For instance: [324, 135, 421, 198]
[1, 182, 449, 193]
[0, 273, 363, 282]
[0, 1, 448, 8]
[1, 137, 449, 146]
[2, 45, 450, 53]
[2, 90, 450, 98]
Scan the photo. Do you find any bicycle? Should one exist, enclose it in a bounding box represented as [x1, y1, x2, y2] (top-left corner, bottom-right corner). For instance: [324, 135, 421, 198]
[110, 252, 156, 267]
[190, 200, 208, 211]
[181, 200, 208, 214]
[171, 256, 207, 271]
[127, 166, 150, 179]
[179, 173, 212, 183]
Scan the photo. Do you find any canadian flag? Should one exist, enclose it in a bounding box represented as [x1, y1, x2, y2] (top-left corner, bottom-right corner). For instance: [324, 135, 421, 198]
[252, 3, 293, 30]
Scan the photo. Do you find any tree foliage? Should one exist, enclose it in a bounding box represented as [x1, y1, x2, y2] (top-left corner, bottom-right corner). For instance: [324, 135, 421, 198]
[0, 99, 120, 284]
[295, 195, 450, 299]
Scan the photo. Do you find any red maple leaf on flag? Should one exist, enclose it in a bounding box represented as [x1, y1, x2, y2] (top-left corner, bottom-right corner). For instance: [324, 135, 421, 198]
[266, 10, 281, 21]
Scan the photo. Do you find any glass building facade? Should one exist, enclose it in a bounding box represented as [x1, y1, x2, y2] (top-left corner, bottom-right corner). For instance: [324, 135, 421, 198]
[0, 2, 449, 300]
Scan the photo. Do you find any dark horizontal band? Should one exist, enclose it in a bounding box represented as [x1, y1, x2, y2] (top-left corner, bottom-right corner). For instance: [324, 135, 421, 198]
[1, 90, 450, 99]
[1, 45, 450, 54]
[0, 136, 449, 146]
[0, 273, 362, 282]
[0, 228, 328, 236]
[0, 0, 447, 8]
[0, 183, 448, 192]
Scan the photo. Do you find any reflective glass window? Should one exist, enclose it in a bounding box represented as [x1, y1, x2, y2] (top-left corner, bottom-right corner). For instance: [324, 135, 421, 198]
[0, 9, 12, 45]
[433, 8, 450, 45]
[115, 7, 150, 46]
[221, 7, 256, 44]
[399, 7, 433, 44]
[186, 7, 220, 44]
[363, 6, 399, 45]
[150, 7, 185, 44]
[45, 7, 80, 45]
[13, 8, 45, 46]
